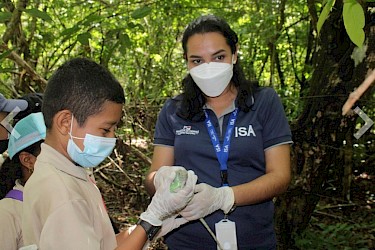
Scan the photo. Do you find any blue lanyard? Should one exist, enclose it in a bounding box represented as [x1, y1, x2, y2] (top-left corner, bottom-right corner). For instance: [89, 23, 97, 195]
[204, 108, 238, 186]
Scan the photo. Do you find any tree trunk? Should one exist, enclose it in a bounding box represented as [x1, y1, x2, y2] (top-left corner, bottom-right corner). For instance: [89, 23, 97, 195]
[275, 1, 375, 248]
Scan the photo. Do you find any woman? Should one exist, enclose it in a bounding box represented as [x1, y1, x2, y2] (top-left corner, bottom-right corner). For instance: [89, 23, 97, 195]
[145, 15, 293, 249]
[0, 112, 46, 250]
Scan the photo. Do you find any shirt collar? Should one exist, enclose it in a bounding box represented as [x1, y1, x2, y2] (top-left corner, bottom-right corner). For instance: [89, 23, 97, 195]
[37, 143, 87, 181]
[203, 100, 236, 119]
[203, 93, 254, 118]
[14, 179, 24, 190]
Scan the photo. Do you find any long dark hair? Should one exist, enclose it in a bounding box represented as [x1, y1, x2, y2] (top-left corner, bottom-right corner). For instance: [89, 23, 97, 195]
[177, 15, 257, 121]
[0, 141, 42, 199]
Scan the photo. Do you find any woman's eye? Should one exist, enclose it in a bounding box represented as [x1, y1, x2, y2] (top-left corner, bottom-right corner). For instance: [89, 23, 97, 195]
[192, 59, 202, 64]
[216, 55, 225, 61]
[102, 128, 110, 134]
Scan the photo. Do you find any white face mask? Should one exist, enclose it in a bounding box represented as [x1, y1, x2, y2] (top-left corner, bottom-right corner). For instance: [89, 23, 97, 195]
[189, 57, 235, 97]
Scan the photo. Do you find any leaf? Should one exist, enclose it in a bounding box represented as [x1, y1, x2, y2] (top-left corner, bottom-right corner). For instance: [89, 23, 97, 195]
[343, 0, 365, 48]
[0, 48, 15, 61]
[24, 8, 53, 23]
[82, 14, 103, 27]
[119, 33, 131, 48]
[131, 6, 152, 19]
[61, 25, 80, 37]
[128, 22, 137, 29]
[0, 67, 15, 73]
[77, 32, 91, 45]
[317, 0, 336, 35]
[0, 12, 11, 23]
[118, 33, 131, 56]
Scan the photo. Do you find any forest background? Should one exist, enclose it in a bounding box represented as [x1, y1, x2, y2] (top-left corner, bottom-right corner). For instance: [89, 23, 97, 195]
[0, 0, 374, 249]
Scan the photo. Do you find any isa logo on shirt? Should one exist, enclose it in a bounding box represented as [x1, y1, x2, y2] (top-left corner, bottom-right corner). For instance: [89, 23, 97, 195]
[176, 126, 199, 135]
[235, 125, 256, 137]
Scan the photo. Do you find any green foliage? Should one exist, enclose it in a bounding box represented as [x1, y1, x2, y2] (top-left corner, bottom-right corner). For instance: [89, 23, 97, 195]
[131, 6, 152, 19]
[0, 49, 14, 61]
[317, 0, 365, 48]
[77, 32, 91, 46]
[317, 0, 336, 34]
[0, 0, 312, 109]
[295, 221, 375, 249]
[23, 8, 53, 23]
[0, 12, 11, 23]
[343, 0, 365, 48]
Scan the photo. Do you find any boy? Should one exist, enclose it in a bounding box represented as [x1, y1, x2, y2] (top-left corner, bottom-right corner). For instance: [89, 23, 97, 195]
[22, 58, 196, 250]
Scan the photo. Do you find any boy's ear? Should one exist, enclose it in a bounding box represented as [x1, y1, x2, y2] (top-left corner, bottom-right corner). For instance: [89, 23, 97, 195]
[54, 110, 72, 135]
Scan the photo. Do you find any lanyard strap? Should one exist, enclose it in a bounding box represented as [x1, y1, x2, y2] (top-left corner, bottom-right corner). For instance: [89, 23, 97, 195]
[204, 108, 238, 186]
[5, 189, 23, 201]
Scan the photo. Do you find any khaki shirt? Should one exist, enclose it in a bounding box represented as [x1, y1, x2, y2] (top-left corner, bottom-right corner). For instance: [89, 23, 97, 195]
[0, 180, 24, 250]
[22, 143, 117, 250]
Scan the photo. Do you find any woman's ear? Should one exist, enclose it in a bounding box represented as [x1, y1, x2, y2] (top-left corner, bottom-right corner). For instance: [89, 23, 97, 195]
[19, 151, 36, 172]
[233, 44, 240, 64]
[54, 110, 72, 136]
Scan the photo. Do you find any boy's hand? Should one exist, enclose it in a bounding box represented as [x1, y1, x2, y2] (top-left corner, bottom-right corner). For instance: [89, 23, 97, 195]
[140, 170, 197, 226]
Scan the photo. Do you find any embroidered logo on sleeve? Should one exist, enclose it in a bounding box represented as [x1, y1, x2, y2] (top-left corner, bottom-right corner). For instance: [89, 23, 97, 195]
[176, 126, 199, 135]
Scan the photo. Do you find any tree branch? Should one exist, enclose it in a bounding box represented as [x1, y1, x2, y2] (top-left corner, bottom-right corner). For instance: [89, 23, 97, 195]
[307, 0, 318, 32]
[0, 44, 47, 85]
[2, 0, 27, 44]
[342, 69, 375, 115]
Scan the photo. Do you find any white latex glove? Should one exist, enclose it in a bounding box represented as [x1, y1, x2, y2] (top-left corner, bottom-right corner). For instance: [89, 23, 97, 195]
[157, 214, 189, 238]
[154, 166, 187, 190]
[140, 170, 197, 226]
[179, 183, 234, 221]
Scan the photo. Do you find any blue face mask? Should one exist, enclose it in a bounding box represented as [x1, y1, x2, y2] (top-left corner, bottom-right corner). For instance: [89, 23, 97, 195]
[67, 115, 116, 168]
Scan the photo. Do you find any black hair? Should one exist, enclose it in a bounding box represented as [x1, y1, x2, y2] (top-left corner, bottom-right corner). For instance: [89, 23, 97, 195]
[177, 15, 257, 121]
[0, 140, 42, 199]
[14, 93, 43, 123]
[42, 57, 125, 129]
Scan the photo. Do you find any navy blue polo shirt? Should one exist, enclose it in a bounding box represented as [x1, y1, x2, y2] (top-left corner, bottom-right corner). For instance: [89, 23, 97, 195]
[153, 87, 292, 249]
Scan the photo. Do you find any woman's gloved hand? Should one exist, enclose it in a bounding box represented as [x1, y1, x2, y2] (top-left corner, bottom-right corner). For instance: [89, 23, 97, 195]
[140, 170, 197, 226]
[157, 214, 189, 238]
[179, 183, 234, 221]
[153, 165, 187, 190]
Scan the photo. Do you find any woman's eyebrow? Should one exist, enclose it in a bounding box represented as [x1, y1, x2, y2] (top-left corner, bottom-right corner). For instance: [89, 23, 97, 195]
[188, 49, 226, 59]
[212, 49, 226, 56]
